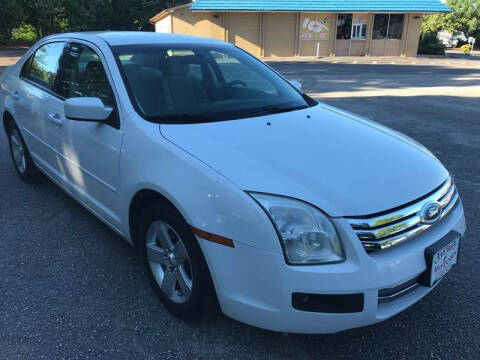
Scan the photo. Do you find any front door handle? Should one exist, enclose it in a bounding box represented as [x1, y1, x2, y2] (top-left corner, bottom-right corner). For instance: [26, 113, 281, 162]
[48, 114, 63, 127]
[12, 90, 20, 101]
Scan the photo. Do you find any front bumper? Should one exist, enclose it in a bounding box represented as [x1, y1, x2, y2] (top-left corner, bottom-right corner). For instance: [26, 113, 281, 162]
[197, 200, 466, 334]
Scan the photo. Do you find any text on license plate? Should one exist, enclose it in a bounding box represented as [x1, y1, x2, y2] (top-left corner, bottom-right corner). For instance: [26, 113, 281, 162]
[431, 237, 459, 285]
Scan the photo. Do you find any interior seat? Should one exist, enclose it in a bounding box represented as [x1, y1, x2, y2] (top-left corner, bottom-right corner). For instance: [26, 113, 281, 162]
[82, 60, 114, 106]
[164, 57, 207, 108]
[122, 63, 169, 115]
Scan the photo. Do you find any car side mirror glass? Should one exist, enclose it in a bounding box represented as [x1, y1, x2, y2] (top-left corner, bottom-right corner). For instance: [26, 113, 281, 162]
[289, 80, 302, 91]
[64, 97, 113, 122]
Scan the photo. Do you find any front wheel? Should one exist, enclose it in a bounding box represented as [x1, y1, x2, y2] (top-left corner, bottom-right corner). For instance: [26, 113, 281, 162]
[139, 203, 215, 319]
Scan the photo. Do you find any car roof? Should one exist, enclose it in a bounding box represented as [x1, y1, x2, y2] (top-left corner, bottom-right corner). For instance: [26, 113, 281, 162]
[45, 31, 229, 47]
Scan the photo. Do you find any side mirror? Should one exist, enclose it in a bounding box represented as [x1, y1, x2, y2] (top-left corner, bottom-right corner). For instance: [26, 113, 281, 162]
[64, 97, 113, 122]
[289, 80, 303, 91]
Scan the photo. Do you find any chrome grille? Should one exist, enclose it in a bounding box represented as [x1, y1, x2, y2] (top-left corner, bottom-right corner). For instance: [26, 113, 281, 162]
[347, 176, 459, 251]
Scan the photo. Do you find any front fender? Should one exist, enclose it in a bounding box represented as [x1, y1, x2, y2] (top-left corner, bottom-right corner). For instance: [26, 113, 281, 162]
[120, 114, 282, 255]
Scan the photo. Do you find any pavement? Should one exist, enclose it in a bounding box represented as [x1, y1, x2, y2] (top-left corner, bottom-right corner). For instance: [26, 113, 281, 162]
[1, 51, 480, 359]
[264, 51, 480, 67]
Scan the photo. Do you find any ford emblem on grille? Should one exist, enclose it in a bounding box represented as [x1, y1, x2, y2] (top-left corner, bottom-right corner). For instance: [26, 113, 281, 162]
[420, 202, 442, 224]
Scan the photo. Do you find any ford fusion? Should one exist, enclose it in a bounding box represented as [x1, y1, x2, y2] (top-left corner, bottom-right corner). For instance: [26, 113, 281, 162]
[0, 32, 466, 333]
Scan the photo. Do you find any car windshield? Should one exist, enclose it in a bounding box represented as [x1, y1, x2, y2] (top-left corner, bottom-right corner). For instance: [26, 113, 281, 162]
[113, 44, 314, 123]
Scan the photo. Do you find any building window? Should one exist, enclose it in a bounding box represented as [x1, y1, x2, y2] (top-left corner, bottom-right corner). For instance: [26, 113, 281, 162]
[373, 14, 405, 40]
[388, 14, 405, 39]
[336, 14, 353, 40]
[352, 24, 368, 40]
[372, 14, 389, 39]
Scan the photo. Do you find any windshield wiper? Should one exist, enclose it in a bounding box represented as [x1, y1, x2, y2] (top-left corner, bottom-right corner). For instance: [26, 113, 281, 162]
[243, 105, 308, 118]
[148, 114, 214, 124]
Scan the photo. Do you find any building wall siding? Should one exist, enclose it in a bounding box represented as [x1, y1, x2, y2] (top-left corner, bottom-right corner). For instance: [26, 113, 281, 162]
[227, 12, 262, 56]
[157, 8, 424, 58]
[155, 15, 172, 33]
[404, 14, 423, 57]
[263, 13, 297, 57]
[171, 9, 224, 40]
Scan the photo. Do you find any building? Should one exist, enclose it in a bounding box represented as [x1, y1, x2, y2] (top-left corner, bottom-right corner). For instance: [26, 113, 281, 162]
[150, 0, 450, 58]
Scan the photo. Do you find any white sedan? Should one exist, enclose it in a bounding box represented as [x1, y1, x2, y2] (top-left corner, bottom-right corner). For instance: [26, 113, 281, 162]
[0, 32, 466, 333]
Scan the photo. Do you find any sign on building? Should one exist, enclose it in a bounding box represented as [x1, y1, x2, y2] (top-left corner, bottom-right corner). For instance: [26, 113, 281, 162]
[300, 14, 331, 41]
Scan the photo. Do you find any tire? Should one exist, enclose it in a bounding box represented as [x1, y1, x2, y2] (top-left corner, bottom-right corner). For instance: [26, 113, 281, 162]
[139, 202, 216, 319]
[6, 120, 38, 182]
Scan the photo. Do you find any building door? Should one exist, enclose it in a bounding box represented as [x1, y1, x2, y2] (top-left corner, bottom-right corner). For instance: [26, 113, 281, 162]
[350, 14, 368, 56]
[335, 14, 352, 56]
[299, 13, 332, 57]
[335, 13, 369, 56]
[370, 14, 405, 56]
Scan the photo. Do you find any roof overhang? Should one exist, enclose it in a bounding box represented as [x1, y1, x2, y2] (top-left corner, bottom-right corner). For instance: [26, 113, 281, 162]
[150, 3, 192, 24]
[151, 0, 450, 24]
[189, 0, 450, 14]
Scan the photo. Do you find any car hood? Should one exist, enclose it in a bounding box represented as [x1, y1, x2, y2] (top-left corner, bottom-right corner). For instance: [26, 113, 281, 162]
[160, 103, 448, 217]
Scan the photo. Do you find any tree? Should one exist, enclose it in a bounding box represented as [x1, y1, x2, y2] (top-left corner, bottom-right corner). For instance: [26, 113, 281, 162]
[0, 0, 24, 44]
[1, 0, 187, 45]
[19, 0, 67, 39]
[422, 0, 480, 39]
[134, 0, 183, 30]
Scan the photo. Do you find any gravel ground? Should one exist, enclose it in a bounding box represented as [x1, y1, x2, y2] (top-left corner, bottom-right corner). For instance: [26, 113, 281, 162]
[1, 55, 479, 359]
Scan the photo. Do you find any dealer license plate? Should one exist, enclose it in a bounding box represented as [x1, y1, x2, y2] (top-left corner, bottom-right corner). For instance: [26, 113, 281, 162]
[425, 233, 460, 287]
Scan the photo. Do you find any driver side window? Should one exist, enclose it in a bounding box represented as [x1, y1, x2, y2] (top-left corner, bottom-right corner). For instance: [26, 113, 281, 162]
[57, 42, 115, 108]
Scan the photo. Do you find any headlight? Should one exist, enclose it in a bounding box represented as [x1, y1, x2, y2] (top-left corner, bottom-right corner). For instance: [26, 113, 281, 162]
[249, 193, 345, 265]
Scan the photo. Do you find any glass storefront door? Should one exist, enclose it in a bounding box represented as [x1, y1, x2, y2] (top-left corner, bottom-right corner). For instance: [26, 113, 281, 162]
[335, 13, 368, 56]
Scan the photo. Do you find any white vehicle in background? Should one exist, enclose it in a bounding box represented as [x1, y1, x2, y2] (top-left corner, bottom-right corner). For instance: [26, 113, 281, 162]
[441, 38, 458, 48]
[438, 30, 466, 48]
[0, 32, 466, 333]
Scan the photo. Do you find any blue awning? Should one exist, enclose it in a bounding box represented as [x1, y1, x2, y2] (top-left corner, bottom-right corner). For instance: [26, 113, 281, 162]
[190, 0, 450, 13]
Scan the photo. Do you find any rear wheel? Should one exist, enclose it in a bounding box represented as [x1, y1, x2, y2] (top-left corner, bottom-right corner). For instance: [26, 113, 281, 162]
[7, 121, 37, 182]
[139, 203, 215, 319]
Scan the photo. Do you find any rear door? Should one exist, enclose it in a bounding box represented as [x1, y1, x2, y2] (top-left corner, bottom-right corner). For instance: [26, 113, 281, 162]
[15, 41, 66, 175]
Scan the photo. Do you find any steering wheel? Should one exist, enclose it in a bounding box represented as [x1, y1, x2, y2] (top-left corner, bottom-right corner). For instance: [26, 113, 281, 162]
[219, 80, 248, 100]
[224, 80, 247, 88]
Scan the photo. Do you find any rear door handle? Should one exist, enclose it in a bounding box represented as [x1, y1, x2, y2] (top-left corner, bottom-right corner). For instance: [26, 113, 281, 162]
[48, 114, 63, 127]
[12, 90, 20, 101]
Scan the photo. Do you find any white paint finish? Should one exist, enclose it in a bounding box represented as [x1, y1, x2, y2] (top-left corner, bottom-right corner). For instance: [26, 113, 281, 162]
[64, 97, 113, 121]
[201, 202, 465, 333]
[0, 32, 466, 334]
[155, 15, 172, 33]
[161, 103, 448, 217]
[119, 112, 282, 253]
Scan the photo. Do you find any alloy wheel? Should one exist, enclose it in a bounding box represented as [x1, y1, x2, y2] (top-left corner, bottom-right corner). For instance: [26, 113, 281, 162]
[10, 129, 26, 174]
[146, 221, 193, 304]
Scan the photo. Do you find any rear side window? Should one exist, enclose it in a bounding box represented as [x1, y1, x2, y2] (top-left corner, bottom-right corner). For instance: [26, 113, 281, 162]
[26, 42, 65, 91]
[20, 56, 33, 78]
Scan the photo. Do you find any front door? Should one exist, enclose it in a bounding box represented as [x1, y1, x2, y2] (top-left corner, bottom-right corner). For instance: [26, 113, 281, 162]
[51, 41, 124, 228]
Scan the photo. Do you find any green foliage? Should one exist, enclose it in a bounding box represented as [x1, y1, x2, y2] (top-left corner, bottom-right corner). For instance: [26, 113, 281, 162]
[0, 0, 188, 45]
[422, 0, 480, 39]
[418, 32, 447, 55]
[10, 24, 37, 45]
[0, 0, 24, 44]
